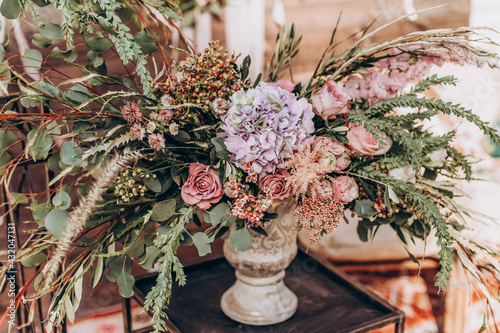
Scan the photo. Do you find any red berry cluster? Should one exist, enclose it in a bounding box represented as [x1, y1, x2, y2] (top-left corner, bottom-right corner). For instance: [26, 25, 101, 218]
[153, 41, 249, 117]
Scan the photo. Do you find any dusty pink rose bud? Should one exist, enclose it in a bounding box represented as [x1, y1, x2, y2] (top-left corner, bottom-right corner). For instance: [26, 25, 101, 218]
[181, 163, 223, 209]
[333, 176, 358, 204]
[335, 152, 351, 170]
[257, 169, 291, 200]
[346, 123, 392, 156]
[311, 79, 350, 120]
[274, 80, 296, 93]
[311, 136, 345, 156]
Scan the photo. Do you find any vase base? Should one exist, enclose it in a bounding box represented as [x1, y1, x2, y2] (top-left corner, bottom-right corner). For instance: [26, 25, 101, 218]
[220, 274, 298, 326]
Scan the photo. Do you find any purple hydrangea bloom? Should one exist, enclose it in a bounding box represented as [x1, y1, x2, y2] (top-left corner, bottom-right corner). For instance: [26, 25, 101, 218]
[219, 82, 315, 174]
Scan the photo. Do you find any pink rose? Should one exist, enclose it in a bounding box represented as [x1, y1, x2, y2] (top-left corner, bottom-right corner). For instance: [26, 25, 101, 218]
[346, 123, 392, 156]
[181, 163, 223, 210]
[335, 152, 351, 170]
[318, 156, 337, 173]
[258, 169, 291, 200]
[333, 176, 359, 204]
[311, 136, 345, 156]
[311, 79, 350, 119]
[274, 80, 296, 93]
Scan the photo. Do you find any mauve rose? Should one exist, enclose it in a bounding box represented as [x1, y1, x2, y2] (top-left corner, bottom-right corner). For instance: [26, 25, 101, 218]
[181, 163, 223, 209]
[258, 169, 291, 200]
[311, 79, 350, 120]
[346, 123, 392, 156]
[333, 176, 359, 204]
[311, 136, 345, 156]
[274, 80, 296, 93]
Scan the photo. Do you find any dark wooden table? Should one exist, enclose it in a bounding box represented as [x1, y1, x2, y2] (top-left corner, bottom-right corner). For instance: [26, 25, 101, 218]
[123, 250, 405, 333]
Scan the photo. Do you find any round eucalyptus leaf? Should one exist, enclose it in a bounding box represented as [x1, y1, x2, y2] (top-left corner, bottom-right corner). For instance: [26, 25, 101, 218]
[192, 232, 212, 256]
[151, 199, 176, 222]
[52, 190, 71, 210]
[31, 200, 51, 221]
[48, 152, 64, 173]
[60, 140, 85, 166]
[1, 0, 21, 19]
[117, 271, 135, 298]
[0, 130, 17, 150]
[45, 208, 69, 239]
[27, 128, 52, 161]
[230, 227, 252, 252]
[21, 252, 47, 267]
[37, 81, 59, 97]
[64, 85, 92, 106]
[0, 151, 11, 173]
[22, 49, 43, 70]
[32, 33, 53, 48]
[85, 37, 113, 52]
[50, 47, 78, 62]
[39, 23, 64, 39]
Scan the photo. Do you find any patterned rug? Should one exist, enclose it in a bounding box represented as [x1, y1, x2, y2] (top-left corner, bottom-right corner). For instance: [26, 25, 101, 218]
[66, 303, 152, 333]
[65, 271, 498, 333]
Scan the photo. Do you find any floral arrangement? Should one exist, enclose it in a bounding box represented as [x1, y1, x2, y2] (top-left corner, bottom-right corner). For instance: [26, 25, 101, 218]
[1, 2, 500, 331]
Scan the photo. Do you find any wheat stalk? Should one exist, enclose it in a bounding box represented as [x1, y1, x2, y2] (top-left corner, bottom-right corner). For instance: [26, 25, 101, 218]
[42, 148, 143, 290]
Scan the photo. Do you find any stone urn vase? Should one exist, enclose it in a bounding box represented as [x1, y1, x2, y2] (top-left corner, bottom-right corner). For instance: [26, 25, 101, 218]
[220, 198, 298, 326]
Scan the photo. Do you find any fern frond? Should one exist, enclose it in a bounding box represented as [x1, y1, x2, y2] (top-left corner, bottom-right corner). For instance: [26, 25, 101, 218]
[377, 155, 410, 170]
[370, 95, 500, 145]
[354, 166, 454, 291]
[411, 74, 458, 94]
[143, 207, 193, 332]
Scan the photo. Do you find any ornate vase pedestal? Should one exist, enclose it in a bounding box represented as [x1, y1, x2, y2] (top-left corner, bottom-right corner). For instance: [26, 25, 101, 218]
[220, 199, 298, 326]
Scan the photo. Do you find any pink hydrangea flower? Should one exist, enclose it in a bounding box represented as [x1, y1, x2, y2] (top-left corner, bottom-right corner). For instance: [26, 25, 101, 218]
[219, 82, 315, 174]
